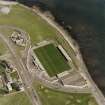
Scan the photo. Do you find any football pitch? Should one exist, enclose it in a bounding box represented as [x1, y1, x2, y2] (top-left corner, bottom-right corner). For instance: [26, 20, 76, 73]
[34, 44, 70, 77]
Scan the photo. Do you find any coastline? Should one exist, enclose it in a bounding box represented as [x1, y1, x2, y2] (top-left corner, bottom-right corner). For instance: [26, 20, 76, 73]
[30, 5, 105, 105]
[18, 1, 105, 96]
[0, 1, 105, 105]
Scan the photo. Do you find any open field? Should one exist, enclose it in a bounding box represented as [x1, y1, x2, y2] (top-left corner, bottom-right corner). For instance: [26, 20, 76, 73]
[36, 84, 98, 105]
[0, 92, 32, 105]
[0, 4, 75, 57]
[0, 4, 59, 45]
[34, 44, 70, 76]
[0, 28, 13, 37]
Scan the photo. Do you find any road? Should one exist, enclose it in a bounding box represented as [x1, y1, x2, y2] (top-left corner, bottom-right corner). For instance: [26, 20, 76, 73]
[0, 32, 42, 105]
[0, 12, 105, 105]
[0, 2, 105, 105]
[32, 8, 105, 105]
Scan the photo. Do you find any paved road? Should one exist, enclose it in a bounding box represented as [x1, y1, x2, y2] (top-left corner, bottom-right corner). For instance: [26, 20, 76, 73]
[27, 47, 90, 93]
[32, 9, 105, 105]
[0, 21, 105, 105]
[0, 3, 104, 105]
[0, 33, 42, 105]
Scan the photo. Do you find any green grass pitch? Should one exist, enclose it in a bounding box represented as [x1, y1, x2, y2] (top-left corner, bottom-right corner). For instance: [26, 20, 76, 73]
[34, 44, 70, 77]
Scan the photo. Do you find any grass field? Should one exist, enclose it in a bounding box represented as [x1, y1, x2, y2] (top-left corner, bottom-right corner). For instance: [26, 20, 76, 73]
[36, 85, 98, 105]
[0, 92, 32, 105]
[0, 3, 74, 56]
[0, 28, 13, 37]
[34, 44, 70, 76]
[0, 4, 58, 45]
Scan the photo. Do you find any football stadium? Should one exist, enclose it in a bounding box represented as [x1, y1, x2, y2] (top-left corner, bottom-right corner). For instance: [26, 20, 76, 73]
[34, 43, 70, 77]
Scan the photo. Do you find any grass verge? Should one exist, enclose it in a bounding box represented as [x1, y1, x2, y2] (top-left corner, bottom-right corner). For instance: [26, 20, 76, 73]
[0, 92, 32, 105]
[36, 84, 98, 105]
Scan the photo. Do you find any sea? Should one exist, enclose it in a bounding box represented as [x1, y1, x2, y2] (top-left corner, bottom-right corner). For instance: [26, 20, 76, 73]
[19, 0, 105, 95]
